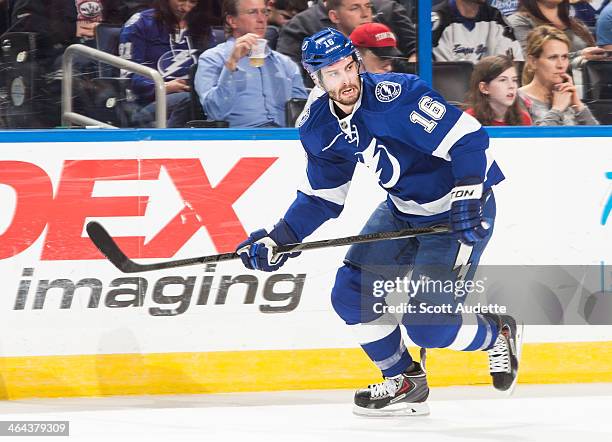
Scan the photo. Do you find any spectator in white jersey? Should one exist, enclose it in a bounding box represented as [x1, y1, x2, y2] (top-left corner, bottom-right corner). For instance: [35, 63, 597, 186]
[432, 0, 524, 62]
[488, 0, 520, 15]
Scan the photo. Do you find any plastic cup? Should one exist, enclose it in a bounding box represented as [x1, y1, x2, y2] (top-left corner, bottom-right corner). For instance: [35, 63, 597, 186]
[249, 39, 267, 67]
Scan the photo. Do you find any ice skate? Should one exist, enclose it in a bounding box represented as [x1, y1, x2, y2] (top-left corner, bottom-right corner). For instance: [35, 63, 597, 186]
[353, 357, 430, 417]
[487, 314, 523, 394]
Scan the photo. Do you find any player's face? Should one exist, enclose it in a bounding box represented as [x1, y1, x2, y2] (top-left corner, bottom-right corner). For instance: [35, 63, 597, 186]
[360, 49, 393, 74]
[482, 66, 519, 108]
[319, 57, 361, 107]
[168, 0, 198, 20]
[329, 0, 373, 34]
[230, 0, 268, 37]
[530, 39, 570, 87]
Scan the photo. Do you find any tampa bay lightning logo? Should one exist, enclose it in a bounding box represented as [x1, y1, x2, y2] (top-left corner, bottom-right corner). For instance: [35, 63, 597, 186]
[157, 49, 197, 79]
[356, 138, 401, 189]
[375, 81, 401, 103]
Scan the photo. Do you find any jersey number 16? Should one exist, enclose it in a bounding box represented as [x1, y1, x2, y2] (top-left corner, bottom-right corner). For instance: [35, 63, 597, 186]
[410, 96, 446, 133]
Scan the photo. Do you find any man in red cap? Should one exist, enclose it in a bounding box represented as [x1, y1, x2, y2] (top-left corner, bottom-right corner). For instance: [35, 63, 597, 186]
[349, 22, 411, 74]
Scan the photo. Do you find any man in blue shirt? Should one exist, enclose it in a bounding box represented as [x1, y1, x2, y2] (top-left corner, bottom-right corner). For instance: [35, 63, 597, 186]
[195, 0, 308, 127]
[596, 2, 612, 50]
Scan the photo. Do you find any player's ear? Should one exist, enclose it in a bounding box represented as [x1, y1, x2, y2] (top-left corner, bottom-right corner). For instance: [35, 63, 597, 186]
[311, 73, 322, 89]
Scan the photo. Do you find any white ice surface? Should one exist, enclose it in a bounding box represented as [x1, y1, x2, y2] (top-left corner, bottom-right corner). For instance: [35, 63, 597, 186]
[0, 384, 611, 442]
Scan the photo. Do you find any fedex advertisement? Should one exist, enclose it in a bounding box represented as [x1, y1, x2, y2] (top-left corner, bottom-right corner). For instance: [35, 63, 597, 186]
[0, 132, 610, 357]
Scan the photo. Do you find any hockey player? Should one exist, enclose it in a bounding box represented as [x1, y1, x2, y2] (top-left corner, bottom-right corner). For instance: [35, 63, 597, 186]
[236, 28, 522, 416]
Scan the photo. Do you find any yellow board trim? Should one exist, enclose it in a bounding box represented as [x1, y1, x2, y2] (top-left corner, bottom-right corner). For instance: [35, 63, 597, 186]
[1, 342, 612, 400]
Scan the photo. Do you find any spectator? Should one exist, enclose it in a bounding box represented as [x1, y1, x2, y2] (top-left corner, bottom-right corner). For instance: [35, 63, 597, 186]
[265, 0, 308, 49]
[119, 0, 216, 127]
[432, 0, 524, 62]
[276, 0, 417, 87]
[195, 0, 308, 127]
[507, 0, 604, 68]
[465, 54, 532, 125]
[489, 0, 520, 16]
[518, 25, 598, 125]
[596, 2, 612, 49]
[8, 0, 151, 127]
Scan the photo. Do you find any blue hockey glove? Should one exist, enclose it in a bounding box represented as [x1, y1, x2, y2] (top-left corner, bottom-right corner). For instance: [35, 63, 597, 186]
[235, 219, 301, 272]
[449, 179, 490, 246]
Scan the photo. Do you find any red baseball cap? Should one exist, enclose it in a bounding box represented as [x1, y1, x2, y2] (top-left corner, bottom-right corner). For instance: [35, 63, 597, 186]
[349, 23, 402, 58]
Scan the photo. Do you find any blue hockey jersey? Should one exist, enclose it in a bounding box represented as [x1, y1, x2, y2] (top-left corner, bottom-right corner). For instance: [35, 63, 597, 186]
[284, 72, 505, 241]
[119, 9, 210, 104]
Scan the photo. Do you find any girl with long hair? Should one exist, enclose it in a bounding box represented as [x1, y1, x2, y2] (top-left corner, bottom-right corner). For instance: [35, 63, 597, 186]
[508, 0, 605, 66]
[119, 0, 216, 126]
[465, 55, 532, 125]
[518, 25, 598, 125]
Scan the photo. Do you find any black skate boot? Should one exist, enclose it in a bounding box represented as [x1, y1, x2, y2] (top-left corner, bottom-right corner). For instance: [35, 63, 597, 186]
[487, 314, 523, 394]
[353, 354, 429, 417]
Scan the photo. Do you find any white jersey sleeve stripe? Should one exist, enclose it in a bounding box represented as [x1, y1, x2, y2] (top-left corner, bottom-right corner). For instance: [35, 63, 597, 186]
[389, 149, 497, 216]
[389, 191, 452, 216]
[432, 112, 482, 161]
[298, 178, 351, 206]
[485, 150, 494, 180]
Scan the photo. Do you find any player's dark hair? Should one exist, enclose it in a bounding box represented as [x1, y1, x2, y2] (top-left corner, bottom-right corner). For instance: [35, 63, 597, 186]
[467, 55, 524, 126]
[517, 0, 595, 47]
[153, 0, 213, 49]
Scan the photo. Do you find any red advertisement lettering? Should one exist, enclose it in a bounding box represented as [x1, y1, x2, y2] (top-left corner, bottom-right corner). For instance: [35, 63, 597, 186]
[0, 162, 53, 259]
[0, 157, 277, 261]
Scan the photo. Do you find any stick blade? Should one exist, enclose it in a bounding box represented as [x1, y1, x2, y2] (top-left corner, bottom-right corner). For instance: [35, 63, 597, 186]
[86, 221, 140, 273]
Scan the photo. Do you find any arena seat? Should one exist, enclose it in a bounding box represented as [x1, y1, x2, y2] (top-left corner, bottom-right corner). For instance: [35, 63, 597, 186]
[285, 98, 307, 127]
[586, 99, 612, 125]
[582, 61, 612, 101]
[94, 24, 123, 77]
[432, 61, 474, 106]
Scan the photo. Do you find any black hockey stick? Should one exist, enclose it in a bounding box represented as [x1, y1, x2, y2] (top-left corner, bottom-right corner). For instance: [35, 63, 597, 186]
[86, 221, 449, 273]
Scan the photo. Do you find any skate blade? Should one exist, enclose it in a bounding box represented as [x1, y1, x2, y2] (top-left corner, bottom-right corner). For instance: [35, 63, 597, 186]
[353, 402, 430, 417]
[505, 321, 525, 397]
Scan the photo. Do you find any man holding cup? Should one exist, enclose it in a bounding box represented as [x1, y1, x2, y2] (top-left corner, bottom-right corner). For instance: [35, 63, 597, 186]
[195, 0, 308, 127]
